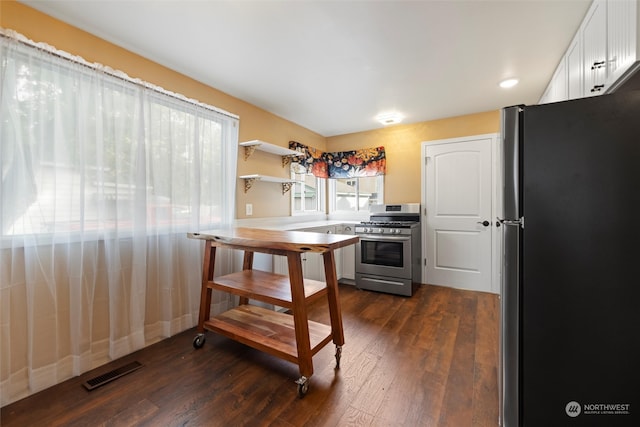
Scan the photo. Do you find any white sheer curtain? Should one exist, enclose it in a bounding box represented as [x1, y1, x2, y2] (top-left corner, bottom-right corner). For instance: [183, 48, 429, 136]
[0, 29, 238, 406]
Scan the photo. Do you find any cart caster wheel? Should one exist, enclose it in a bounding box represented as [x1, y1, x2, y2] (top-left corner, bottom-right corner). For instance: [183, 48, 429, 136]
[295, 376, 309, 398]
[193, 333, 206, 349]
[335, 345, 342, 368]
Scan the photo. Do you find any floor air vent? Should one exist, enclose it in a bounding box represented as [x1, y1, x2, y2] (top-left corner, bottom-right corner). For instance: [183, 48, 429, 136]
[82, 361, 143, 391]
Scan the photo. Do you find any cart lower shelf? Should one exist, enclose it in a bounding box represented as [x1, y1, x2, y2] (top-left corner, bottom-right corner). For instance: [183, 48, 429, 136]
[208, 269, 328, 308]
[202, 304, 333, 365]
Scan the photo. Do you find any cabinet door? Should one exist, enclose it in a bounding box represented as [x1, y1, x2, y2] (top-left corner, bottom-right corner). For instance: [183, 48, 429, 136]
[305, 226, 335, 281]
[303, 252, 326, 282]
[273, 252, 325, 281]
[233, 250, 274, 272]
[539, 59, 567, 104]
[607, 0, 637, 86]
[340, 245, 355, 280]
[338, 225, 356, 280]
[274, 226, 337, 281]
[538, 85, 553, 105]
[273, 255, 288, 275]
[552, 58, 568, 102]
[583, 0, 607, 96]
[566, 33, 583, 100]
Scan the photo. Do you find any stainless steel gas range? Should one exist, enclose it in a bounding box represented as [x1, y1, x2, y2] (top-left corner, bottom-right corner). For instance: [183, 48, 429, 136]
[355, 203, 421, 296]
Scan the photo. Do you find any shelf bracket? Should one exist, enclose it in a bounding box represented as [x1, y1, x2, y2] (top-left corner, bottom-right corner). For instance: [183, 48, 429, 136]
[282, 155, 298, 168]
[282, 182, 294, 194]
[243, 145, 257, 161]
[242, 177, 257, 193]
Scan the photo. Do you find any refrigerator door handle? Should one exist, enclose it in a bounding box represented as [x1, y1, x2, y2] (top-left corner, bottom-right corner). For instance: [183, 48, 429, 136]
[497, 216, 525, 229]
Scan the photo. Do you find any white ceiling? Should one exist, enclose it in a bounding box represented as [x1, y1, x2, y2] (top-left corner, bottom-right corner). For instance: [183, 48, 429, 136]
[21, 0, 591, 137]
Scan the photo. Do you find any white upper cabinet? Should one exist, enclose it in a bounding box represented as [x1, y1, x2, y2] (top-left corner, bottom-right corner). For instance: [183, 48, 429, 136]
[606, 0, 638, 86]
[555, 58, 569, 102]
[583, 0, 608, 97]
[542, 58, 568, 104]
[567, 33, 583, 100]
[540, 0, 640, 103]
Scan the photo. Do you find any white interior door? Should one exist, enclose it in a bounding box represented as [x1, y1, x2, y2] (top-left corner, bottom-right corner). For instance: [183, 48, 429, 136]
[423, 135, 495, 293]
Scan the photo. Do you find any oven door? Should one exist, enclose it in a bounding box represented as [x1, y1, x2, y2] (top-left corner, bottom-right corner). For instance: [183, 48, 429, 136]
[355, 234, 412, 279]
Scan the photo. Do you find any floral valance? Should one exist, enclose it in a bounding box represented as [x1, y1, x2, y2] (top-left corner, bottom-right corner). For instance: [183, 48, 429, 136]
[289, 141, 386, 179]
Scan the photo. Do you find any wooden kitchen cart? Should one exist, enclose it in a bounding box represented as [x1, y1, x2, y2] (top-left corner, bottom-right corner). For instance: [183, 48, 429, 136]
[187, 227, 359, 397]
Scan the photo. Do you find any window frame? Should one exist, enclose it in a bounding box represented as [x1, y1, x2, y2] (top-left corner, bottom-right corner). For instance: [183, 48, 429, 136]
[290, 170, 326, 216]
[328, 175, 384, 213]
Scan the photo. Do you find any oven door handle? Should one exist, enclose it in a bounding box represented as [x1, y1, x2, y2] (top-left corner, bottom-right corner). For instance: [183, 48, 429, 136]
[357, 235, 411, 242]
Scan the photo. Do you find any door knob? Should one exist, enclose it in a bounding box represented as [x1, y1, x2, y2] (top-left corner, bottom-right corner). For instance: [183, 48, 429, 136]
[477, 220, 490, 227]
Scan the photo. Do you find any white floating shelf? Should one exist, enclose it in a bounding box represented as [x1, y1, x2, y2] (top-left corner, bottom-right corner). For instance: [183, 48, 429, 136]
[239, 174, 300, 194]
[239, 140, 304, 166]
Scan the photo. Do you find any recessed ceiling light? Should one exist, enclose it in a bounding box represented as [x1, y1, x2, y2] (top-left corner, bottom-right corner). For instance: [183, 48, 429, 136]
[375, 112, 404, 125]
[499, 78, 519, 89]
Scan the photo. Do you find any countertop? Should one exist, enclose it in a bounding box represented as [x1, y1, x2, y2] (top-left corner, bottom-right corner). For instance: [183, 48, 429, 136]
[188, 227, 360, 253]
[233, 216, 360, 232]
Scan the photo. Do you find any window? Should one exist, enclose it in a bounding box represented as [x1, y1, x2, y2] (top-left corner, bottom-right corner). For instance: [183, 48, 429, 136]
[1, 30, 239, 404]
[0, 34, 238, 237]
[291, 167, 325, 214]
[330, 176, 384, 212]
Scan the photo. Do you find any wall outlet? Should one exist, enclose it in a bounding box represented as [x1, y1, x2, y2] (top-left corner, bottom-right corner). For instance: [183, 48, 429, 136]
[245, 203, 253, 216]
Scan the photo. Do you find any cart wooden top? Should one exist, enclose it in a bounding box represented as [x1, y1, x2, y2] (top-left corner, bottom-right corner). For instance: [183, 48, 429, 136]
[188, 227, 359, 254]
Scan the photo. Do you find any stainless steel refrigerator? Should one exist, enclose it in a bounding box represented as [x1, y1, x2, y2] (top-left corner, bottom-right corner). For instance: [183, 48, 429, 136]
[500, 90, 640, 426]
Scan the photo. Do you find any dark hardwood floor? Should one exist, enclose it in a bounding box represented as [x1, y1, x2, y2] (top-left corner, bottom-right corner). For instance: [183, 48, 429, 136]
[1, 284, 499, 426]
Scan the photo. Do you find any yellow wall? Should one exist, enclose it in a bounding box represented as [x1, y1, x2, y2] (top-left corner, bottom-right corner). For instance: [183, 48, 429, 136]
[327, 110, 500, 204]
[2, 1, 500, 216]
